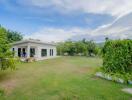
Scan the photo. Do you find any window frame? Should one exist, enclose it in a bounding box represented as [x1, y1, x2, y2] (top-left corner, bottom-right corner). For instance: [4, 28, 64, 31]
[50, 49, 54, 56]
[41, 49, 47, 57]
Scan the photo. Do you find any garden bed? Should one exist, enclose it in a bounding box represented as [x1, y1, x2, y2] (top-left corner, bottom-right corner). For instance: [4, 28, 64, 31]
[95, 72, 132, 85]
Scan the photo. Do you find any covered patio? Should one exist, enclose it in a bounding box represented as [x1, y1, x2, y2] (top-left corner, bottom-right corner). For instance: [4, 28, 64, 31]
[15, 46, 37, 58]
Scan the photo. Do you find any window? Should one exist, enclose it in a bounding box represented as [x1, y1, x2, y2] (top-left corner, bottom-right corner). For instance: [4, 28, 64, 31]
[22, 48, 26, 57]
[50, 49, 54, 56]
[12, 48, 15, 56]
[12, 48, 15, 52]
[41, 49, 47, 57]
[52, 49, 53, 56]
[18, 48, 21, 57]
[50, 49, 51, 56]
[30, 48, 35, 57]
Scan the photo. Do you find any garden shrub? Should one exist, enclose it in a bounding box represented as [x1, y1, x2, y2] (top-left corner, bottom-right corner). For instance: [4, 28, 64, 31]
[0, 26, 16, 70]
[0, 58, 15, 70]
[102, 39, 132, 74]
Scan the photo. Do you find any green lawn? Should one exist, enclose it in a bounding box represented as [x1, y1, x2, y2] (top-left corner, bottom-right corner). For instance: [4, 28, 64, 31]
[0, 56, 131, 100]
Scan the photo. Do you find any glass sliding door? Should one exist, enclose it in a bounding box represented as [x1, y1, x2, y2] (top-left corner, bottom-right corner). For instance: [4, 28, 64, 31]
[50, 49, 54, 56]
[30, 48, 35, 57]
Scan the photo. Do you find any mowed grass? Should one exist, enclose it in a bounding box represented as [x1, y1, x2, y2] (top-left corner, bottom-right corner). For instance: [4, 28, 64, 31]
[0, 56, 131, 100]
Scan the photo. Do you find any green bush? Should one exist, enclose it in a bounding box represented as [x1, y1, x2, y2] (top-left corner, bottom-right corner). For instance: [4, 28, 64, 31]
[0, 58, 15, 70]
[102, 39, 132, 73]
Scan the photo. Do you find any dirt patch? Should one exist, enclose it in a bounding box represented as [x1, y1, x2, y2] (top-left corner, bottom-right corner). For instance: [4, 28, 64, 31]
[90, 75, 100, 80]
[74, 67, 93, 74]
[0, 79, 17, 95]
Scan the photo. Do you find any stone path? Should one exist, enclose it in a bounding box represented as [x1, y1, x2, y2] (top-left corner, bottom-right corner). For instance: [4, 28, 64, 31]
[122, 88, 132, 94]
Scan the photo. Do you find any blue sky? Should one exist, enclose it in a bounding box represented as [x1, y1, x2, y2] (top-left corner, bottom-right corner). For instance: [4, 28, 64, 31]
[0, 0, 132, 42]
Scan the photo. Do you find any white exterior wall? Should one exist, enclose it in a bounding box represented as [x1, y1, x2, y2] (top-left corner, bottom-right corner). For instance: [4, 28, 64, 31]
[36, 44, 56, 60]
[11, 42, 57, 61]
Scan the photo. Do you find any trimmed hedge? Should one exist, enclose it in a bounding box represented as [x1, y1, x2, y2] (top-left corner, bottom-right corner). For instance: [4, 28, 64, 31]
[102, 39, 132, 73]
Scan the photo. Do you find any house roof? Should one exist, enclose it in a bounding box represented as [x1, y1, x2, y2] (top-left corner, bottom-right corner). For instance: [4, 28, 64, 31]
[11, 39, 56, 46]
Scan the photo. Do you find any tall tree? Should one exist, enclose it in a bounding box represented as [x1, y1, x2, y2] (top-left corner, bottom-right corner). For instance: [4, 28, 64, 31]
[0, 27, 15, 70]
[7, 30, 23, 43]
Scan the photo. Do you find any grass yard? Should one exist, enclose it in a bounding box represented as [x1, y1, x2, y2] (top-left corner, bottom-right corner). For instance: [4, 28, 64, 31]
[0, 56, 131, 100]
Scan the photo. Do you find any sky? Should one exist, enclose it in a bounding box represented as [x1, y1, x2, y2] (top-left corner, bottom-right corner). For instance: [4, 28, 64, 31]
[0, 0, 132, 42]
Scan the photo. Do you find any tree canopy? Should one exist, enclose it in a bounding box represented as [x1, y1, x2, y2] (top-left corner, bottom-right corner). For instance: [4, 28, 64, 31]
[0, 26, 16, 70]
[7, 30, 23, 43]
[0, 27, 11, 58]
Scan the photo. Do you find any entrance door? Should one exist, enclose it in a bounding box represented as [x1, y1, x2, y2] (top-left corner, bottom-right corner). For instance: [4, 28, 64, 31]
[30, 48, 35, 57]
[22, 48, 26, 57]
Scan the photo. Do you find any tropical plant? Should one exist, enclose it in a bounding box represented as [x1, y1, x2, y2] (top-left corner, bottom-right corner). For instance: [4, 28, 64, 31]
[0, 26, 15, 70]
[102, 39, 132, 73]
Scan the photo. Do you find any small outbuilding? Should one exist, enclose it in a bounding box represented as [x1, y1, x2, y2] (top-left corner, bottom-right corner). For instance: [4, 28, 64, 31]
[11, 39, 57, 61]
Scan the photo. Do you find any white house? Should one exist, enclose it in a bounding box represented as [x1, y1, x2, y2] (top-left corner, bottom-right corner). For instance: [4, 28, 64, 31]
[11, 39, 57, 61]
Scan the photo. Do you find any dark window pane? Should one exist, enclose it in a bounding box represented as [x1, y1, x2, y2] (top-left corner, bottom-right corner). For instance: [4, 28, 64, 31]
[18, 48, 21, 57]
[41, 49, 47, 57]
[50, 49, 54, 56]
[12, 48, 15, 56]
[52, 49, 53, 56]
[12, 48, 15, 51]
[23, 48, 26, 57]
[30, 48, 35, 57]
[50, 49, 52, 56]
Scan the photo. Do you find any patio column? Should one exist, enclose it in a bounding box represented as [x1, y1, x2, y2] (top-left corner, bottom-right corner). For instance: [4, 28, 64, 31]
[15, 47, 18, 57]
[27, 45, 30, 58]
[36, 47, 39, 58]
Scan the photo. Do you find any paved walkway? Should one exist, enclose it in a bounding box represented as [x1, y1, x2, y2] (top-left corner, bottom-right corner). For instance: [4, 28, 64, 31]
[122, 88, 132, 94]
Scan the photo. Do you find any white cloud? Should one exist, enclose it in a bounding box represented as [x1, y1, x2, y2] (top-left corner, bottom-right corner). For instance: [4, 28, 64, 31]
[93, 12, 132, 37]
[25, 26, 132, 42]
[25, 27, 92, 42]
[2, 0, 132, 42]
[18, 0, 132, 17]
[25, 12, 132, 42]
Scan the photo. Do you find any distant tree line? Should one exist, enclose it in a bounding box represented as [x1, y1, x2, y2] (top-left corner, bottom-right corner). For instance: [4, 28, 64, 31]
[57, 39, 100, 56]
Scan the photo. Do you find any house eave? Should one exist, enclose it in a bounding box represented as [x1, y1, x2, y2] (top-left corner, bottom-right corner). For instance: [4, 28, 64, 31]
[11, 40, 56, 46]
